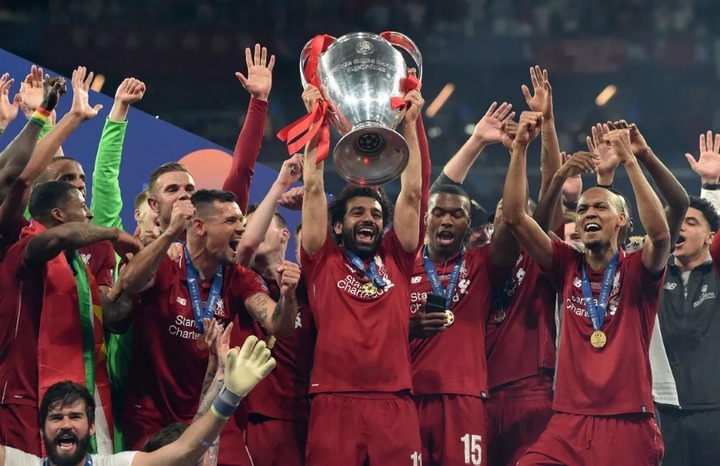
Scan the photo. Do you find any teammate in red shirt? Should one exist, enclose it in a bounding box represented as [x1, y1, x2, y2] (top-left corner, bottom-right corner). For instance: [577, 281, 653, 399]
[118, 189, 300, 466]
[300, 84, 424, 466]
[0, 181, 139, 455]
[409, 183, 520, 466]
[504, 117, 669, 465]
[239, 205, 315, 466]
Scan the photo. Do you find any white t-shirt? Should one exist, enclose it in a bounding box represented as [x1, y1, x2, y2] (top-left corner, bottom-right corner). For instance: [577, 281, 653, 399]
[4, 447, 137, 466]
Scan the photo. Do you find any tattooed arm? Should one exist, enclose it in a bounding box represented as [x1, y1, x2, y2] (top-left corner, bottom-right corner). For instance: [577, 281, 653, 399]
[245, 293, 297, 338]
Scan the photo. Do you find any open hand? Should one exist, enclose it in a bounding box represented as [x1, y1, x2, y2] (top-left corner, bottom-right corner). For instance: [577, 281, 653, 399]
[225, 336, 276, 397]
[0, 73, 20, 128]
[521, 65, 553, 118]
[472, 101, 515, 145]
[69, 66, 103, 120]
[685, 130, 720, 184]
[236, 43, 275, 101]
[603, 129, 635, 164]
[17, 65, 45, 114]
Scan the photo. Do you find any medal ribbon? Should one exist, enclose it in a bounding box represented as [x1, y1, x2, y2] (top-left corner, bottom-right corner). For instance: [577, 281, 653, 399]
[345, 249, 387, 289]
[422, 246, 464, 309]
[185, 246, 224, 333]
[580, 251, 619, 331]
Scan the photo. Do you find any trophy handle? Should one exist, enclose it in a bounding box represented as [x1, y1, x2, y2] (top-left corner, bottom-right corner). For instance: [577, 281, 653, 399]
[299, 35, 337, 88]
[380, 31, 423, 81]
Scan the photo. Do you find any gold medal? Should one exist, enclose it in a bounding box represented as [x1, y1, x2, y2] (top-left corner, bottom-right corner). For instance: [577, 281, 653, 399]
[197, 334, 209, 350]
[590, 330, 607, 349]
[494, 309, 506, 324]
[444, 310, 455, 327]
[266, 335, 276, 350]
[363, 282, 378, 296]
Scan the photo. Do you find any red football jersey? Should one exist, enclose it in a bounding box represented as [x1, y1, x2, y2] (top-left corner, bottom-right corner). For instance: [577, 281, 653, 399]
[239, 276, 315, 420]
[549, 240, 664, 415]
[0, 236, 50, 407]
[124, 252, 269, 422]
[78, 240, 116, 289]
[301, 229, 416, 394]
[409, 246, 500, 396]
[485, 251, 557, 390]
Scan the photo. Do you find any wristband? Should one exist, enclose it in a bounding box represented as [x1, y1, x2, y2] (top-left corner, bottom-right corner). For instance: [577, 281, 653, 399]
[210, 385, 242, 420]
[702, 183, 720, 191]
[596, 183, 614, 189]
[30, 108, 51, 128]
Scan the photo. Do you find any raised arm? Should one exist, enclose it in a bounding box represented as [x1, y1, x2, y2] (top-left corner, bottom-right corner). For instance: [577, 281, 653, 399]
[24, 222, 134, 266]
[300, 86, 327, 256]
[133, 336, 275, 466]
[393, 89, 424, 253]
[441, 101, 514, 184]
[223, 44, 274, 213]
[15, 67, 102, 187]
[522, 66, 561, 201]
[616, 121, 688, 244]
[119, 200, 194, 293]
[604, 129, 670, 275]
[244, 261, 300, 337]
[91, 77, 145, 229]
[237, 155, 302, 267]
[0, 77, 65, 199]
[0, 72, 20, 135]
[685, 130, 720, 212]
[502, 112, 554, 270]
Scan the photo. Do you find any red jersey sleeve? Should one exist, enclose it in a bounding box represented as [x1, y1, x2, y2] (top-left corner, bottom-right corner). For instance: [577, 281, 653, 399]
[89, 240, 117, 288]
[222, 98, 268, 213]
[235, 266, 271, 302]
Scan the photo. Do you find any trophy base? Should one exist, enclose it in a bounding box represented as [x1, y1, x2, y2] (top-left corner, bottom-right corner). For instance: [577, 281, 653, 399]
[334, 125, 409, 186]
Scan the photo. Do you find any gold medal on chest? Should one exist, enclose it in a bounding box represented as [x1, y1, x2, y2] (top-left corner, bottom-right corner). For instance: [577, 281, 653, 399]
[590, 330, 607, 349]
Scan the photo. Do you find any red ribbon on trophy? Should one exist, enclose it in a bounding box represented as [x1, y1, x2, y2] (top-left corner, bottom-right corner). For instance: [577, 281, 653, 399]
[389, 72, 422, 110]
[277, 34, 334, 163]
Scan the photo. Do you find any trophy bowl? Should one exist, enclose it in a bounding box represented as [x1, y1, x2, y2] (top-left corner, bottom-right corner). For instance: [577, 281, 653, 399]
[300, 32, 422, 185]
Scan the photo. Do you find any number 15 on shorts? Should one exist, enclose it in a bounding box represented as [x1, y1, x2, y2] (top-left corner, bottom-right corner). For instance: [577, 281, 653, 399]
[461, 433, 483, 465]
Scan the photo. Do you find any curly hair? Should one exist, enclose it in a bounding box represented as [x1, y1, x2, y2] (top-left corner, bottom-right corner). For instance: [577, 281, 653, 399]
[689, 196, 720, 232]
[328, 185, 393, 237]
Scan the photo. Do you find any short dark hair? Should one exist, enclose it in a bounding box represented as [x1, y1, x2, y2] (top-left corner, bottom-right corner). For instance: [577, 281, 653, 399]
[689, 196, 720, 232]
[141, 422, 188, 452]
[246, 203, 288, 229]
[147, 162, 191, 195]
[40, 381, 95, 429]
[35, 156, 81, 184]
[429, 184, 470, 200]
[29, 181, 79, 221]
[329, 185, 393, 231]
[134, 189, 151, 211]
[190, 189, 238, 217]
